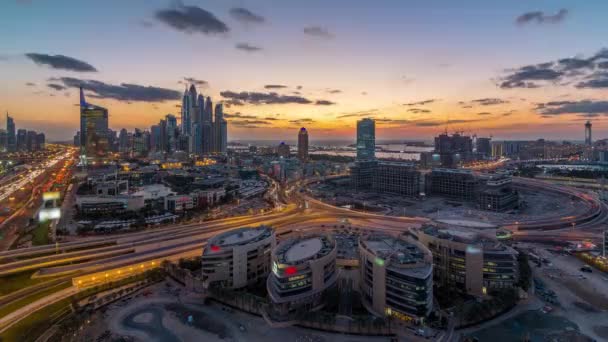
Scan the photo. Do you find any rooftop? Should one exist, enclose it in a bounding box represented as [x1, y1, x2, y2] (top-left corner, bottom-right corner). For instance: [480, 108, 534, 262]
[275, 235, 334, 264]
[206, 226, 273, 252]
[420, 225, 513, 252]
[361, 234, 425, 265]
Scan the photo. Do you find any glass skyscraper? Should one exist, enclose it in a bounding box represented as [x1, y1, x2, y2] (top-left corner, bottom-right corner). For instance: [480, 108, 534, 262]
[356, 118, 375, 160]
[79, 87, 109, 161]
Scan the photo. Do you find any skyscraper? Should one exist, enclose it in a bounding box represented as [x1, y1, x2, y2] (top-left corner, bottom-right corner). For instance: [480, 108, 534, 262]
[298, 127, 309, 161]
[118, 128, 129, 153]
[165, 114, 178, 152]
[585, 120, 592, 146]
[181, 87, 192, 136]
[79, 87, 109, 161]
[6, 113, 15, 152]
[356, 118, 375, 160]
[16, 129, 26, 151]
[202, 96, 214, 154]
[214, 103, 227, 154]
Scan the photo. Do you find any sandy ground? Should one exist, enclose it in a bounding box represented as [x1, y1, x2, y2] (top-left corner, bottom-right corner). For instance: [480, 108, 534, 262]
[78, 280, 393, 342]
[530, 246, 608, 341]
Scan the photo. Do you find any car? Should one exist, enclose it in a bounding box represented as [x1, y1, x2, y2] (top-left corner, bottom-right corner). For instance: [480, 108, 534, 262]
[580, 265, 593, 273]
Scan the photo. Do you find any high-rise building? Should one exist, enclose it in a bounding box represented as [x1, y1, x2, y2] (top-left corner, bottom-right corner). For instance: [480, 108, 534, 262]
[297, 127, 309, 161]
[150, 125, 160, 152]
[80, 87, 109, 161]
[476, 137, 492, 157]
[204, 96, 214, 154]
[36, 133, 45, 151]
[585, 120, 592, 146]
[6, 113, 15, 152]
[0, 130, 7, 152]
[26, 130, 37, 151]
[356, 118, 375, 160]
[16, 129, 26, 151]
[277, 142, 290, 158]
[73, 131, 81, 147]
[181, 87, 192, 136]
[214, 103, 227, 154]
[165, 114, 178, 152]
[118, 128, 129, 153]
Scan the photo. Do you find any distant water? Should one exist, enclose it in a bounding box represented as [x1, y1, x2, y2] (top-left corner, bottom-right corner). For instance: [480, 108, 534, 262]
[231, 140, 433, 148]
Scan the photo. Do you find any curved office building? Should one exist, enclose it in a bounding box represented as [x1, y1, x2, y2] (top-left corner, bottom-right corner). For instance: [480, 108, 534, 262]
[359, 234, 434, 323]
[201, 225, 275, 290]
[411, 225, 519, 297]
[267, 234, 337, 317]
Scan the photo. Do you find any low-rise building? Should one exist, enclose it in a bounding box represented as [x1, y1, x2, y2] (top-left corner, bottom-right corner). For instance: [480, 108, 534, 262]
[267, 234, 337, 318]
[359, 234, 433, 323]
[411, 225, 519, 297]
[201, 226, 275, 290]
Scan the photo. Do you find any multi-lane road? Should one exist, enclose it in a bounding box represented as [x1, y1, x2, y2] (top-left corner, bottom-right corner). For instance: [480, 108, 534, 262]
[0, 172, 605, 335]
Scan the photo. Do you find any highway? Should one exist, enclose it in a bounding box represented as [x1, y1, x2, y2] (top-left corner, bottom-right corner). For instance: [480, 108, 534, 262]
[0, 173, 605, 335]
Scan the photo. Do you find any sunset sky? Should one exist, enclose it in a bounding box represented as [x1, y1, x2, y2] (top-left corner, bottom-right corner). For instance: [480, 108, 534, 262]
[2, 0, 608, 142]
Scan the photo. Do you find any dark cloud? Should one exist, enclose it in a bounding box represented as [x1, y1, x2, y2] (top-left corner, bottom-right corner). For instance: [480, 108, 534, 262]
[25, 82, 36, 87]
[140, 20, 155, 28]
[235, 43, 262, 52]
[223, 99, 244, 107]
[303, 26, 333, 39]
[477, 112, 492, 116]
[224, 112, 258, 119]
[361, 92, 368, 95]
[376, 118, 410, 125]
[472, 98, 509, 106]
[264, 117, 280, 121]
[25, 53, 97, 72]
[516, 9, 568, 25]
[229, 8, 265, 24]
[56, 77, 181, 102]
[404, 99, 436, 106]
[327, 89, 341, 94]
[289, 118, 315, 124]
[181, 77, 208, 86]
[499, 64, 561, 88]
[576, 72, 608, 89]
[296, 86, 303, 90]
[414, 119, 484, 127]
[155, 4, 229, 35]
[407, 108, 431, 114]
[47, 83, 67, 91]
[536, 100, 608, 116]
[336, 109, 378, 118]
[230, 119, 273, 128]
[220, 90, 314, 105]
[498, 48, 608, 89]
[315, 100, 336, 106]
[264, 84, 288, 89]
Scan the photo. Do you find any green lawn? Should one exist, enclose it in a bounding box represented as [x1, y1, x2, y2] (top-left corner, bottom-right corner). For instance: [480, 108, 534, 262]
[0, 297, 71, 342]
[0, 271, 63, 297]
[0, 281, 71, 319]
[31, 222, 51, 246]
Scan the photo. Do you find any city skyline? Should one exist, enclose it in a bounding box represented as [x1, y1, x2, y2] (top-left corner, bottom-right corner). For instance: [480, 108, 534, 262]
[2, 1, 608, 141]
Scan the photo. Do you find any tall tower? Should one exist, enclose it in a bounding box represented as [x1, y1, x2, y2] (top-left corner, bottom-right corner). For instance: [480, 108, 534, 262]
[585, 121, 592, 146]
[356, 118, 375, 160]
[298, 127, 309, 162]
[79, 86, 109, 162]
[181, 86, 191, 135]
[214, 103, 227, 154]
[6, 112, 15, 152]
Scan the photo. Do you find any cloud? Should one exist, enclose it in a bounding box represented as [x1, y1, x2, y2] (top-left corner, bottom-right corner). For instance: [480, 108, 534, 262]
[472, 98, 508, 106]
[327, 89, 341, 94]
[224, 112, 259, 119]
[264, 84, 288, 89]
[403, 99, 436, 106]
[336, 109, 378, 118]
[56, 77, 181, 102]
[536, 100, 608, 116]
[229, 8, 265, 24]
[516, 9, 568, 25]
[576, 72, 608, 89]
[140, 20, 155, 28]
[407, 108, 431, 114]
[235, 43, 262, 52]
[181, 77, 208, 86]
[303, 26, 333, 39]
[264, 117, 280, 121]
[376, 118, 410, 126]
[25, 53, 97, 72]
[155, 4, 229, 35]
[25, 82, 36, 87]
[47, 83, 67, 91]
[230, 119, 273, 128]
[220, 90, 314, 105]
[477, 112, 492, 116]
[315, 100, 336, 106]
[414, 119, 484, 127]
[498, 48, 608, 89]
[289, 118, 315, 124]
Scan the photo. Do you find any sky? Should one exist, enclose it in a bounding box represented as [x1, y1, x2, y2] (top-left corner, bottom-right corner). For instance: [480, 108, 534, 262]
[2, 0, 608, 142]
